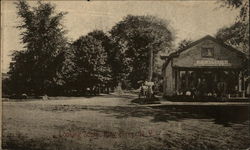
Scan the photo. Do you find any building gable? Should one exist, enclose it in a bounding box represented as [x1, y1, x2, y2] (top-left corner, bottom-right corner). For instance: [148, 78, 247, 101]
[171, 36, 246, 69]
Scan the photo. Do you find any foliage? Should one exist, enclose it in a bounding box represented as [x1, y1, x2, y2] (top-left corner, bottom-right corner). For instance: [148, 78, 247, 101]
[8, 2, 176, 94]
[220, 0, 249, 21]
[8, 0, 68, 95]
[216, 22, 248, 54]
[68, 30, 112, 91]
[177, 39, 193, 51]
[110, 15, 174, 88]
[87, 30, 114, 87]
[216, 0, 249, 55]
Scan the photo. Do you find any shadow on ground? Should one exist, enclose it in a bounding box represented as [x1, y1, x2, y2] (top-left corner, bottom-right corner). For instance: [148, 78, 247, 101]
[131, 98, 161, 104]
[41, 104, 249, 127]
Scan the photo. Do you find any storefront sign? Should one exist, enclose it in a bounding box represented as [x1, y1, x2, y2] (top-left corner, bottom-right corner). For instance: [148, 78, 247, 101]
[194, 60, 231, 66]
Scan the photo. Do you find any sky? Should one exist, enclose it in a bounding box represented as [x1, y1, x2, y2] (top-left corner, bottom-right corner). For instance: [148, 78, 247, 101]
[1, 0, 239, 73]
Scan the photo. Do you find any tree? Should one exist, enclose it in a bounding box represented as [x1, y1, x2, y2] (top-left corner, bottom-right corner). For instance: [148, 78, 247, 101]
[9, 0, 68, 95]
[177, 39, 193, 50]
[70, 31, 112, 93]
[110, 15, 174, 88]
[216, 22, 249, 54]
[217, 0, 249, 96]
[216, 0, 249, 55]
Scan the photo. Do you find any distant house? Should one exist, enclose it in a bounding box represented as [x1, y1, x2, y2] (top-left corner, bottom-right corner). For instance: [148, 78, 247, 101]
[161, 35, 248, 98]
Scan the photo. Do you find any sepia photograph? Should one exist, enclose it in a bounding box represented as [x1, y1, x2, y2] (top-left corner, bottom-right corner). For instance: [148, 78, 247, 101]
[1, 0, 249, 149]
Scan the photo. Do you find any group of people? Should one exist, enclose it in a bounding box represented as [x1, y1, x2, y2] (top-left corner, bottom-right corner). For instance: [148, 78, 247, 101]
[176, 70, 241, 98]
[138, 82, 155, 98]
[179, 77, 230, 98]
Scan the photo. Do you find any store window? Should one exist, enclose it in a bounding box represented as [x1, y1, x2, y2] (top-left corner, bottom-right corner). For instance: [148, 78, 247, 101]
[201, 47, 214, 58]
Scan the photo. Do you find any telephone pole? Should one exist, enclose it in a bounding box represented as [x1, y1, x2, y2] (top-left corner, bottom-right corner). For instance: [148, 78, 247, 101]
[148, 48, 153, 82]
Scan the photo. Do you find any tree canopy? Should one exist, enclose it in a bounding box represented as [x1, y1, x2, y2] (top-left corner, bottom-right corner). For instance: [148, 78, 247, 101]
[110, 15, 174, 88]
[216, 0, 249, 55]
[177, 39, 193, 51]
[9, 0, 68, 95]
[68, 30, 112, 91]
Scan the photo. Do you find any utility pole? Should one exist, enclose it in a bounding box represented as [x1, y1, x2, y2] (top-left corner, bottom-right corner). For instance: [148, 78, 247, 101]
[148, 48, 153, 82]
[148, 48, 153, 98]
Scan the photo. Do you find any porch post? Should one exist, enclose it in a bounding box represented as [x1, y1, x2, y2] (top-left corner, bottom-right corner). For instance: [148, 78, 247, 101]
[238, 71, 242, 93]
[185, 71, 189, 90]
[176, 69, 180, 93]
[242, 72, 246, 98]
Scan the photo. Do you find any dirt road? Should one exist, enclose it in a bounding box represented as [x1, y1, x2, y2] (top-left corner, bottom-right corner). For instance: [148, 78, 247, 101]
[2, 94, 250, 150]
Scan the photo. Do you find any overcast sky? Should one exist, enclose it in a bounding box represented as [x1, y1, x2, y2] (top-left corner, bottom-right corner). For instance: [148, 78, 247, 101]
[1, 0, 239, 73]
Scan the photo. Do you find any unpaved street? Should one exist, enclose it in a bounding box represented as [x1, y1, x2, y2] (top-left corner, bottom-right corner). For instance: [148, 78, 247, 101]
[2, 94, 250, 150]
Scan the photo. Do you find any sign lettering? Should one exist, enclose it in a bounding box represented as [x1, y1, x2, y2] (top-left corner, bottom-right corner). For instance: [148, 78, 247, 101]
[194, 60, 231, 66]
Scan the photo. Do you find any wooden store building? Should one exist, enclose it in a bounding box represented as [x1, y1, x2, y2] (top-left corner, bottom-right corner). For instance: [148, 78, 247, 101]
[161, 35, 248, 98]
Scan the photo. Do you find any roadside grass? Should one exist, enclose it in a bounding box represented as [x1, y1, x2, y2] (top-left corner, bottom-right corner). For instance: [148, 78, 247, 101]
[3, 127, 249, 150]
